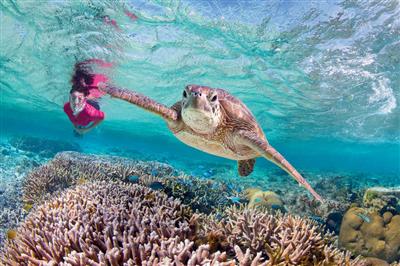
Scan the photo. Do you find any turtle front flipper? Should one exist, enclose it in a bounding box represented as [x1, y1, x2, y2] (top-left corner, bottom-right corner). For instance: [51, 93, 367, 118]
[101, 85, 178, 121]
[238, 159, 256, 176]
[237, 131, 324, 203]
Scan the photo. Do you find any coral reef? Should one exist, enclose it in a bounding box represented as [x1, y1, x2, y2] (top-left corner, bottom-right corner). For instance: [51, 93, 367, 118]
[22, 151, 176, 204]
[23, 151, 241, 213]
[363, 187, 400, 214]
[3, 145, 399, 264]
[0, 142, 47, 246]
[9, 136, 81, 157]
[160, 173, 241, 213]
[1, 181, 198, 265]
[339, 207, 400, 263]
[197, 206, 361, 265]
[1, 180, 364, 265]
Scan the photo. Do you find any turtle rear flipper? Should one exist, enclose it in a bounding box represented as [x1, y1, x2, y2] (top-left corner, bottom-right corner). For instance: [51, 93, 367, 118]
[238, 159, 256, 176]
[237, 130, 324, 203]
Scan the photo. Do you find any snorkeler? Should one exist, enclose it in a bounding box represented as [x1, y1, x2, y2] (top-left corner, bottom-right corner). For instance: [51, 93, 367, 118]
[63, 60, 110, 136]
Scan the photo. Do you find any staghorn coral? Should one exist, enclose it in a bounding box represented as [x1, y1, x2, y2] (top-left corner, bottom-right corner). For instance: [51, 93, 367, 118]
[339, 207, 400, 263]
[5, 151, 386, 265]
[23, 151, 240, 214]
[198, 206, 361, 265]
[2, 178, 365, 265]
[22, 151, 176, 204]
[1, 181, 291, 266]
[2, 180, 197, 265]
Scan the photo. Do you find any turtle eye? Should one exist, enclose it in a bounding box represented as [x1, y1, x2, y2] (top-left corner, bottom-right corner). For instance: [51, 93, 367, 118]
[183, 90, 187, 98]
[211, 94, 217, 102]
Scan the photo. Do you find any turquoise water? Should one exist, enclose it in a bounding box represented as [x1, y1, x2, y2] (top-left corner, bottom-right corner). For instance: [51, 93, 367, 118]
[1, 0, 399, 177]
[1, 1, 400, 263]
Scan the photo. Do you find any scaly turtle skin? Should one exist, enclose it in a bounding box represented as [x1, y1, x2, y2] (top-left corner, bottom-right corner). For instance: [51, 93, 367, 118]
[101, 84, 323, 202]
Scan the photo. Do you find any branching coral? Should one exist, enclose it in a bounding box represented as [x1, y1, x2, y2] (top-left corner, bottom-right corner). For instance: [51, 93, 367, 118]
[4, 151, 382, 265]
[23, 151, 240, 214]
[2, 179, 365, 266]
[22, 151, 176, 204]
[2, 181, 197, 265]
[198, 206, 361, 265]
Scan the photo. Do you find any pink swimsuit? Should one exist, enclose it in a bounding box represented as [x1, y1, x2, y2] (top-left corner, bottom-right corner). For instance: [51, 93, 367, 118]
[64, 102, 104, 127]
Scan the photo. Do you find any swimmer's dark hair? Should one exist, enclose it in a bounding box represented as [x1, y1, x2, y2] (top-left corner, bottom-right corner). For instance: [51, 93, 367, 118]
[70, 61, 94, 95]
[69, 86, 89, 96]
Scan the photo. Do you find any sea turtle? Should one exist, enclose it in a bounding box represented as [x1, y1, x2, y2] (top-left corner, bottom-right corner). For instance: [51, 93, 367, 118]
[100, 84, 323, 202]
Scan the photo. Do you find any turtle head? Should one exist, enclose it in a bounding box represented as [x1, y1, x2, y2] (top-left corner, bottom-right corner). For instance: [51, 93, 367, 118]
[181, 85, 222, 134]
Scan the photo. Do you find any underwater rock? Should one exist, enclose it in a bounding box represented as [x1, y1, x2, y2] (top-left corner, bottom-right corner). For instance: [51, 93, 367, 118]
[325, 211, 344, 234]
[245, 188, 285, 211]
[363, 186, 400, 214]
[9, 136, 81, 157]
[339, 207, 400, 263]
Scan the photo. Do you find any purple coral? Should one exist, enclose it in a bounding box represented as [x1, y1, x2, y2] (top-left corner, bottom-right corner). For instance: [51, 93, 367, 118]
[22, 151, 176, 204]
[2, 181, 196, 265]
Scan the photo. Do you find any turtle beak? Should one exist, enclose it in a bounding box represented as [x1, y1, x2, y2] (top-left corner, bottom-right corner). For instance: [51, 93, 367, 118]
[186, 91, 211, 112]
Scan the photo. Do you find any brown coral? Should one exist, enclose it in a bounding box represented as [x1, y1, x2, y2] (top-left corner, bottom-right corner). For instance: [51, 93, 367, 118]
[339, 207, 400, 263]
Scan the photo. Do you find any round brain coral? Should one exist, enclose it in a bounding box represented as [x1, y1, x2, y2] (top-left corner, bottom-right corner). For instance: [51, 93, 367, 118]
[339, 207, 400, 263]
